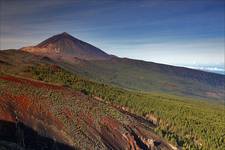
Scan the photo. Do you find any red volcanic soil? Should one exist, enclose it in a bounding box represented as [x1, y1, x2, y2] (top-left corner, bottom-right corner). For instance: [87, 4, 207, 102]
[61, 107, 74, 121]
[78, 111, 95, 125]
[0, 93, 64, 130]
[0, 111, 16, 122]
[0, 75, 63, 90]
[0, 96, 17, 122]
[100, 116, 120, 129]
[0, 90, 71, 145]
[0, 75, 174, 150]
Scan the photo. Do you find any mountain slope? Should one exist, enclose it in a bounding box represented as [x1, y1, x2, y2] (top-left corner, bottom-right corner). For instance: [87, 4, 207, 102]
[17, 33, 225, 100]
[67, 57, 224, 100]
[0, 58, 224, 149]
[21, 32, 111, 60]
[1, 33, 225, 149]
[0, 74, 174, 150]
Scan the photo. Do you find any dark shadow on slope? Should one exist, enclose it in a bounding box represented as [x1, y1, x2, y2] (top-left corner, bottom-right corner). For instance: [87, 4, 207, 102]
[0, 120, 77, 150]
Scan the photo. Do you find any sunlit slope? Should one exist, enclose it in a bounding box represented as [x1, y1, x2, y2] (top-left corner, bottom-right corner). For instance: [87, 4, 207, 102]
[0, 75, 174, 149]
[55, 56, 225, 101]
[1, 50, 224, 101]
[0, 53, 224, 149]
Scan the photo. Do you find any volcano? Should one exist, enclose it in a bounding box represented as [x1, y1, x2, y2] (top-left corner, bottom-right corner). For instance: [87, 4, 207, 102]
[1, 32, 225, 150]
[18, 32, 225, 100]
[21, 32, 111, 60]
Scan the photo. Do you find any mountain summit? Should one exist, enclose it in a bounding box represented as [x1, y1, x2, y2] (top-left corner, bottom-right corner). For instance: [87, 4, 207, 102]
[21, 32, 111, 60]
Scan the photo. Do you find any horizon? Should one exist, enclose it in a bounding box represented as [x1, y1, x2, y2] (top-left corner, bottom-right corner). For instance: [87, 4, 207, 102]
[0, 0, 224, 69]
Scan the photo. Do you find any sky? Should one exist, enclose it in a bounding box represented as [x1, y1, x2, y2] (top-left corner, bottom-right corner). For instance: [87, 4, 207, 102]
[0, 0, 224, 67]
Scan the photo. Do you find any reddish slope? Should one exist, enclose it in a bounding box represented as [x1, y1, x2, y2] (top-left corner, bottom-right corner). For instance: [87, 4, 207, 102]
[0, 75, 174, 150]
[0, 76, 63, 90]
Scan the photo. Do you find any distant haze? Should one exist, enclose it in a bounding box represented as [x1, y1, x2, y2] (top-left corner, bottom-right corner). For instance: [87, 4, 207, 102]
[0, 0, 224, 68]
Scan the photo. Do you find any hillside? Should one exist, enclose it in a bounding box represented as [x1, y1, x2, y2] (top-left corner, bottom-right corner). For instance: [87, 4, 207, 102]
[1, 0, 224, 150]
[0, 33, 224, 149]
[60, 57, 225, 101]
[17, 33, 225, 101]
[0, 51, 225, 149]
[0, 74, 174, 150]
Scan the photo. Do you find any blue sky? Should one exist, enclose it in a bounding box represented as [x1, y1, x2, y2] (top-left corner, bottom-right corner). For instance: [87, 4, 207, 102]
[0, 0, 224, 66]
